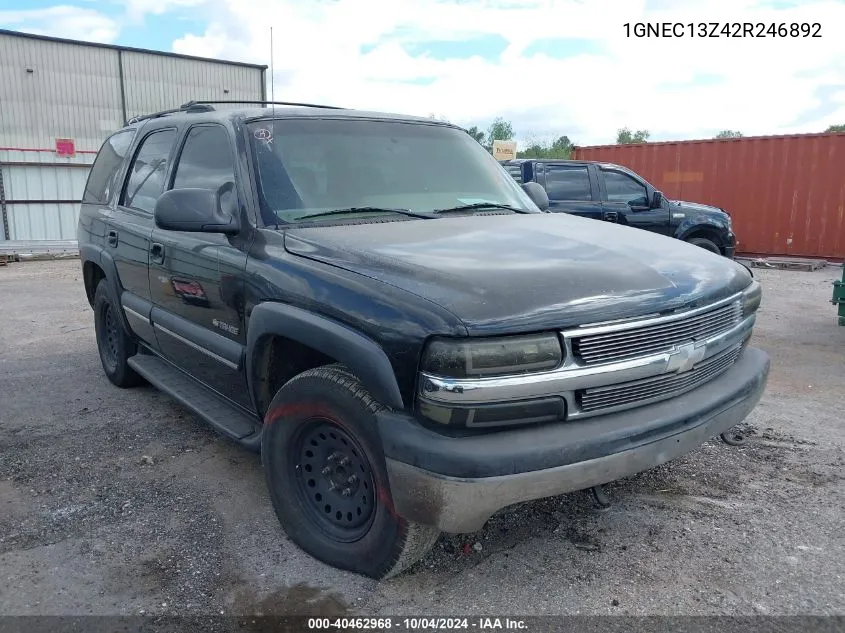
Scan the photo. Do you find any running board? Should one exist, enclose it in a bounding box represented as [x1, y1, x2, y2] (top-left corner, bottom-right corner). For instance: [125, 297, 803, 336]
[128, 353, 260, 443]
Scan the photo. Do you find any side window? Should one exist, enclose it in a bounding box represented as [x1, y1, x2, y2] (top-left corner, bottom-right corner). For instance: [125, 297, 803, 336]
[82, 130, 134, 205]
[544, 166, 591, 201]
[603, 170, 648, 206]
[172, 125, 237, 192]
[122, 129, 177, 213]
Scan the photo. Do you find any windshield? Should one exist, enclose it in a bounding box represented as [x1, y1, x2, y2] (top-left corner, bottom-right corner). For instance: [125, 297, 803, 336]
[246, 118, 538, 224]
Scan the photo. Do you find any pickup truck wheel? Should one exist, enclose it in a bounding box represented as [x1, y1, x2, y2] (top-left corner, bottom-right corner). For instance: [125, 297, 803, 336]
[687, 237, 721, 254]
[93, 279, 144, 388]
[261, 364, 440, 579]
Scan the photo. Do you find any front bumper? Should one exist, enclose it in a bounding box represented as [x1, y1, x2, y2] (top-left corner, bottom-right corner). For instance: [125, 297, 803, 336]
[724, 231, 737, 258]
[378, 346, 769, 533]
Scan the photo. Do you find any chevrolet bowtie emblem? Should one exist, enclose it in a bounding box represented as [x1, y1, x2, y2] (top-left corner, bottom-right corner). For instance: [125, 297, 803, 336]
[667, 342, 706, 374]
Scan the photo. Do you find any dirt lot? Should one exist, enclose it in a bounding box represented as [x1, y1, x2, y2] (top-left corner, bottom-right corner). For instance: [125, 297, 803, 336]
[1, 259, 843, 617]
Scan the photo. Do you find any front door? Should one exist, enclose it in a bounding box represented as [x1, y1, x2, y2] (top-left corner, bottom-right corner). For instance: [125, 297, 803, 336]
[541, 163, 603, 220]
[148, 124, 253, 411]
[111, 127, 179, 346]
[600, 168, 670, 234]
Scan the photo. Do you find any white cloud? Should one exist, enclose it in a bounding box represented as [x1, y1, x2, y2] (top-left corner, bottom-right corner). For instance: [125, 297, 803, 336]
[7, 0, 845, 144]
[124, 0, 209, 22]
[166, 0, 845, 144]
[0, 5, 120, 42]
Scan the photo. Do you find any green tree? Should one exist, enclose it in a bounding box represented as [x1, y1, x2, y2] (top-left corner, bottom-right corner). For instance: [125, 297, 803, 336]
[715, 130, 743, 138]
[616, 127, 650, 144]
[517, 133, 575, 159]
[551, 135, 573, 155]
[487, 117, 514, 144]
[465, 125, 486, 144]
[825, 124, 845, 133]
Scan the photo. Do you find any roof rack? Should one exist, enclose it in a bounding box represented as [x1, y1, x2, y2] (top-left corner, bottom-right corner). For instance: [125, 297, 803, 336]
[126, 100, 344, 125]
[182, 100, 345, 110]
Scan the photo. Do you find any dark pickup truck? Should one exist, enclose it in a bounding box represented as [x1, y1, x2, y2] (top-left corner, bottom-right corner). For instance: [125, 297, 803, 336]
[78, 101, 768, 579]
[503, 159, 737, 257]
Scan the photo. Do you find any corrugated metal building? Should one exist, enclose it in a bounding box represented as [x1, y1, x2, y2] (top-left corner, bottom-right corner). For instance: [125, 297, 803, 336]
[0, 29, 267, 242]
[572, 133, 845, 260]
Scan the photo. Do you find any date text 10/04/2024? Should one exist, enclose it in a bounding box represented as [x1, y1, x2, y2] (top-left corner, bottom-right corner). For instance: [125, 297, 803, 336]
[307, 618, 528, 630]
[624, 22, 821, 37]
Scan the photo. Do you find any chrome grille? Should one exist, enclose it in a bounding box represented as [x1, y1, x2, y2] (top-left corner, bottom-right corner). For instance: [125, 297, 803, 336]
[578, 345, 743, 413]
[572, 300, 742, 365]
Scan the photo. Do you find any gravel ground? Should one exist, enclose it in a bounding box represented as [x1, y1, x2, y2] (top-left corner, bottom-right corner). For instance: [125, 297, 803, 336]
[1, 259, 843, 617]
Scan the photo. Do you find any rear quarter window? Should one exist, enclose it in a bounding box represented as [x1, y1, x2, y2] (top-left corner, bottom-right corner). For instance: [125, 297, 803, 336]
[82, 130, 135, 205]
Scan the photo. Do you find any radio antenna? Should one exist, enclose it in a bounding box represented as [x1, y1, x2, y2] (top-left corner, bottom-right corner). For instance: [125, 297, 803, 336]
[270, 27, 275, 105]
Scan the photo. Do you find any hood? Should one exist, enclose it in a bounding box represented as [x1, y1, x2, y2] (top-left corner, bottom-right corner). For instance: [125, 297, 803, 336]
[284, 214, 751, 335]
[672, 199, 730, 219]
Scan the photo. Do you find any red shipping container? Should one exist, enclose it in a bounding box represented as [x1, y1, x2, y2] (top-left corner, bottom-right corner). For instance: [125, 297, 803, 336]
[572, 133, 845, 260]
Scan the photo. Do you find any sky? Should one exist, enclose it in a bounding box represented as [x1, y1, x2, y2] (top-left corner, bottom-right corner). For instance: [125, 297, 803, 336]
[1, 0, 844, 146]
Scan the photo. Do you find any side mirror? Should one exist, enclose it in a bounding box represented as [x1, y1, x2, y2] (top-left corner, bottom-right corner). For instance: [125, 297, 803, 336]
[522, 182, 549, 211]
[154, 182, 239, 234]
[650, 190, 664, 209]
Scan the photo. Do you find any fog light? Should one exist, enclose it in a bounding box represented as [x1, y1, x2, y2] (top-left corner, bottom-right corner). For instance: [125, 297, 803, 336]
[418, 397, 566, 428]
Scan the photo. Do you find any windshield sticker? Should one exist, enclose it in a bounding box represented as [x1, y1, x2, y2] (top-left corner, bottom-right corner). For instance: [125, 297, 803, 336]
[254, 128, 273, 143]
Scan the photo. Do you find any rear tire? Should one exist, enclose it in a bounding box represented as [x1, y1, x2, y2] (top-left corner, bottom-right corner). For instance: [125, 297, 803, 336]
[261, 364, 440, 579]
[688, 237, 721, 254]
[93, 279, 145, 388]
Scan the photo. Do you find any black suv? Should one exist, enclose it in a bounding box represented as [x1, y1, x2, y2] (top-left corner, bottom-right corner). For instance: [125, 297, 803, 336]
[78, 101, 769, 579]
[503, 159, 737, 257]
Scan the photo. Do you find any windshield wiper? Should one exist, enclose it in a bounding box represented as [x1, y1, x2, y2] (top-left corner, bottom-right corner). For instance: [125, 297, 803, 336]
[432, 202, 529, 214]
[292, 207, 434, 221]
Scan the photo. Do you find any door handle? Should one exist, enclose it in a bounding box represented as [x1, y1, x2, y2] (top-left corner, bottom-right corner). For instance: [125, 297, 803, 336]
[107, 229, 118, 247]
[603, 211, 618, 223]
[150, 242, 165, 265]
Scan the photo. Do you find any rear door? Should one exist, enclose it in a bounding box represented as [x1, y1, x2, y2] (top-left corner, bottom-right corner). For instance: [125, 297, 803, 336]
[80, 128, 134, 262]
[148, 123, 252, 411]
[541, 163, 602, 220]
[599, 168, 670, 234]
[110, 127, 179, 346]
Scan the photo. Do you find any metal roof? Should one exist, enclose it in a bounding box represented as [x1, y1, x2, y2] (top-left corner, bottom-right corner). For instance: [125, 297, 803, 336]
[0, 28, 268, 70]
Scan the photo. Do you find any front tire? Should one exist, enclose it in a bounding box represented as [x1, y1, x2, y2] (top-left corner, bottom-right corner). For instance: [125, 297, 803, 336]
[687, 236, 721, 254]
[261, 364, 440, 579]
[93, 279, 144, 387]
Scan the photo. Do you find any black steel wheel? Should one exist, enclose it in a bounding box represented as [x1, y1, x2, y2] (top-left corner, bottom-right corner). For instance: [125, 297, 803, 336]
[261, 364, 440, 579]
[290, 419, 376, 542]
[93, 279, 144, 387]
[98, 300, 120, 373]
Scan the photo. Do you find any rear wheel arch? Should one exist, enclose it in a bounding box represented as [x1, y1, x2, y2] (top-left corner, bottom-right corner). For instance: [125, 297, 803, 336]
[246, 302, 405, 418]
[80, 245, 125, 321]
[83, 260, 106, 307]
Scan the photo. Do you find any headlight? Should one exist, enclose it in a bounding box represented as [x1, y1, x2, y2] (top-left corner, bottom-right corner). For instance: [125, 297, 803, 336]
[741, 280, 762, 316]
[421, 333, 563, 378]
